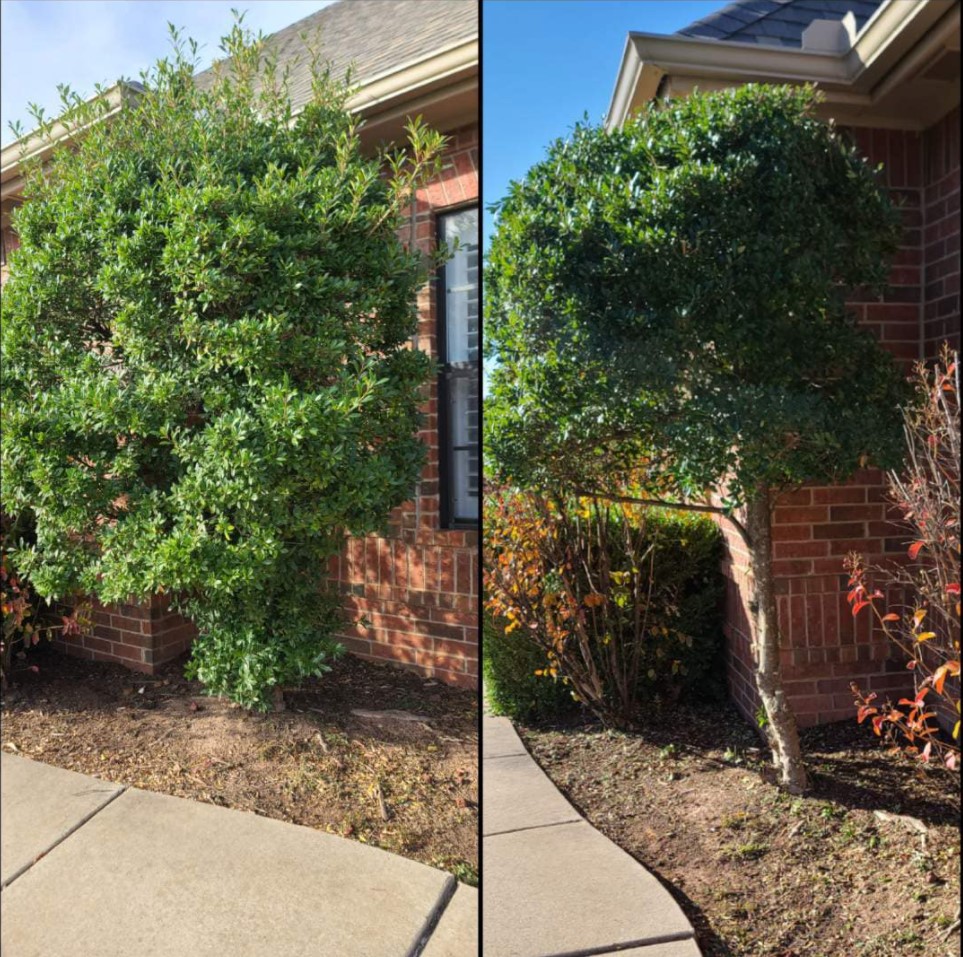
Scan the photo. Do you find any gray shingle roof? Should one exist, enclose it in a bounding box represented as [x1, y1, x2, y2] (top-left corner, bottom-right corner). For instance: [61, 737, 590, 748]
[198, 0, 477, 110]
[678, 0, 884, 47]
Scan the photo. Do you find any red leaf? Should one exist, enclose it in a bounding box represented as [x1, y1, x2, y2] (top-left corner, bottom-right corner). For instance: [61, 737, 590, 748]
[881, 613, 900, 622]
[852, 600, 870, 616]
[908, 541, 925, 560]
[946, 583, 961, 596]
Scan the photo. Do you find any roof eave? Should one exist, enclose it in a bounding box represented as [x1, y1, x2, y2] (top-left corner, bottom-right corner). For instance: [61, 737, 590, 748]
[0, 38, 479, 201]
[344, 36, 478, 140]
[605, 0, 958, 131]
[1, 81, 144, 195]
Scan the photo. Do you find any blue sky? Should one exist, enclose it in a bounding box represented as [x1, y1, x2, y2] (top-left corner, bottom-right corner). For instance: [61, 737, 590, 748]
[482, 0, 723, 246]
[0, 0, 334, 146]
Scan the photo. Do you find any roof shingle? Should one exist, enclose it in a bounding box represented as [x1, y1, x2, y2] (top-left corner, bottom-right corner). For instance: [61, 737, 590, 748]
[198, 0, 477, 112]
[678, 0, 883, 47]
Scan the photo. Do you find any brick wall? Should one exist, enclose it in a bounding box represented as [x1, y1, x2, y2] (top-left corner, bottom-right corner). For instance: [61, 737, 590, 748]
[723, 478, 912, 728]
[49, 596, 196, 674]
[722, 120, 961, 727]
[923, 105, 961, 358]
[2, 125, 480, 688]
[329, 124, 480, 689]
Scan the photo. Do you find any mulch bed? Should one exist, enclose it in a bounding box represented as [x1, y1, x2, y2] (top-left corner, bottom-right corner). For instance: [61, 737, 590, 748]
[519, 705, 961, 957]
[1, 645, 478, 885]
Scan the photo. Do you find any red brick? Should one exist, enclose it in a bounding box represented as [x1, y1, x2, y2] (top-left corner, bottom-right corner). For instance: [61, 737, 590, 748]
[811, 487, 867, 505]
[829, 505, 883, 522]
[773, 541, 830, 559]
[813, 522, 865, 539]
[773, 506, 829, 524]
[771, 523, 812, 542]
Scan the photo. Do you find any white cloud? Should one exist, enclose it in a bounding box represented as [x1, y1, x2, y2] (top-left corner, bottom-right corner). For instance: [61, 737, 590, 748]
[0, 0, 334, 145]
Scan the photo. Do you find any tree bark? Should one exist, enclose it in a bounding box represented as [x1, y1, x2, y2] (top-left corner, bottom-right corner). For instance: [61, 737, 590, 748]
[746, 486, 809, 794]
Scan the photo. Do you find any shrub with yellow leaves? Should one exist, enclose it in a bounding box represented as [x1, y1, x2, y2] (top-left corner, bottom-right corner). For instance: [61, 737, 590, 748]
[484, 485, 724, 728]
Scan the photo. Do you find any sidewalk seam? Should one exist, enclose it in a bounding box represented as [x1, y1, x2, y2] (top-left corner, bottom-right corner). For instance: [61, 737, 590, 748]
[405, 874, 458, 957]
[0, 785, 127, 891]
[484, 817, 583, 838]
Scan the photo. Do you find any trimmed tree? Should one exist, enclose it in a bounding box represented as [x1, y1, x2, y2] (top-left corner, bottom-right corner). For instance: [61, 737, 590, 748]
[1, 21, 446, 709]
[485, 85, 909, 793]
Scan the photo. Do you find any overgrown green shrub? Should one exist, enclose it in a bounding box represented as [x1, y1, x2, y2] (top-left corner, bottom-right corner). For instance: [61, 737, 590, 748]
[484, 488, 725, 727]
[483, 611, 576, 721]
[0, 21, 448, 709]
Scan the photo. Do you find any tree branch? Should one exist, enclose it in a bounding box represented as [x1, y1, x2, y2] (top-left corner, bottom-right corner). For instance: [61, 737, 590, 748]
[571, 486, 751, 548]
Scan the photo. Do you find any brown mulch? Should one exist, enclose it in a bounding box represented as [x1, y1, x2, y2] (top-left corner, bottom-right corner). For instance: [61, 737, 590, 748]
[0, 646, 478, 885]
[519, 706, 961, 957]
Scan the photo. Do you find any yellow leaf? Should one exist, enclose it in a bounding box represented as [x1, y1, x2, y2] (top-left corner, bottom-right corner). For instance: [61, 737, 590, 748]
[917, 632, 937, 642]
[953, 720, 960, 739]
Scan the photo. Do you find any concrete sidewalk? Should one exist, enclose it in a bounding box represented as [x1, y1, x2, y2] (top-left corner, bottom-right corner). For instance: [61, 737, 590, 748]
[0, 753, 476, 956]
[482, 715, 701, 957]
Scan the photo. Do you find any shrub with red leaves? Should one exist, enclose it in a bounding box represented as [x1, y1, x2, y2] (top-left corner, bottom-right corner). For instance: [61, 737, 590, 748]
[846, 346, 960, 771]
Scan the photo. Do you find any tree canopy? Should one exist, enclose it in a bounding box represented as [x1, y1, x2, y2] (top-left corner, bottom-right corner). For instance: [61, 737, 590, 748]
[485, 85, 909, 509]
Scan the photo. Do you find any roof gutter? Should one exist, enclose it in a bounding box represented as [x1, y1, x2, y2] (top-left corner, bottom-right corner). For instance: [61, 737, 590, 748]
[344, 37, 478, 120]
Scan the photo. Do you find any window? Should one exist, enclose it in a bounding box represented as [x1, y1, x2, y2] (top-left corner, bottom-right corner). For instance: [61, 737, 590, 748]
[438, 206, 479, 527]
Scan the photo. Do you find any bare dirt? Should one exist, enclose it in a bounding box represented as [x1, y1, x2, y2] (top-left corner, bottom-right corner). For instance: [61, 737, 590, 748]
[519, 706, 961, 957]
[1, 645, 478, 884]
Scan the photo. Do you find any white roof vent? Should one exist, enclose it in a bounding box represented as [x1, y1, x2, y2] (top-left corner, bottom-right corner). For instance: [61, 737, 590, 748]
[801, 10, 858, 53]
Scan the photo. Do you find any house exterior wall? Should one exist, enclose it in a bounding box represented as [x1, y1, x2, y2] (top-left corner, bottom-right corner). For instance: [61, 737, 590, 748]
[723, 119, 960, 728]
[330, 123, 480, 689]
[1, 123, 480, 690]
[923, 105, 961, 359]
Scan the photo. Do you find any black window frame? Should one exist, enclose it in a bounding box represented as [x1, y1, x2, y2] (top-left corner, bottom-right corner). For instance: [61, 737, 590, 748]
[436, 203, 480, 530]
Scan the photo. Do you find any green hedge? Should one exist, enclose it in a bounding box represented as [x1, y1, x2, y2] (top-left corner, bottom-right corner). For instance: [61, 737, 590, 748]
[483, 611, 577, 721]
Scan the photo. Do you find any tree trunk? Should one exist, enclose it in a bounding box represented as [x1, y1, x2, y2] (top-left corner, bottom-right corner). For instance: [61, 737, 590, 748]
[746, 487, 809, 794]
